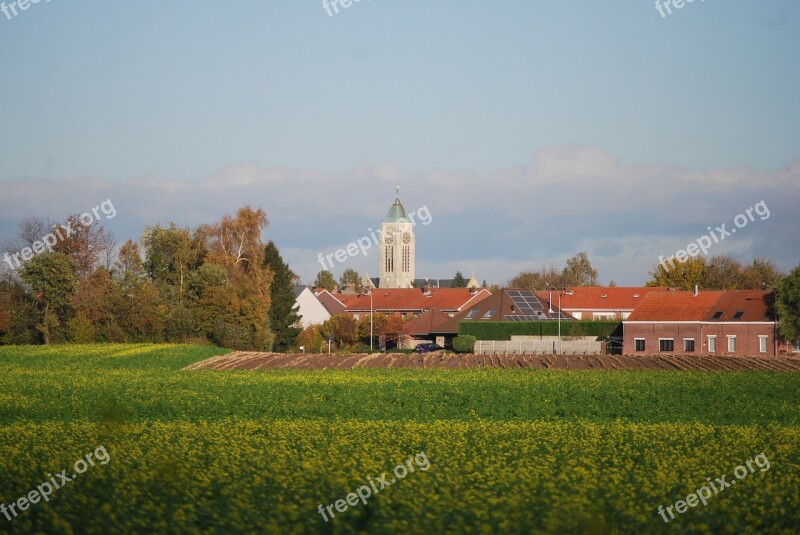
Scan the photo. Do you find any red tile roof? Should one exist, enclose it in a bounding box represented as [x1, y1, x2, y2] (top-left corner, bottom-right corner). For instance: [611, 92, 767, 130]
[344, 288, 491, 313]
[625, 290, 773, 322]
[535, 286, 669, 312]
[703, 290, 774, 322]
[325, 292, 361, 306]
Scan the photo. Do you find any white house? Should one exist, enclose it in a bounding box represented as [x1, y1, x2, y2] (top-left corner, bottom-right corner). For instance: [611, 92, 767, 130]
[293, 286, 347, 327]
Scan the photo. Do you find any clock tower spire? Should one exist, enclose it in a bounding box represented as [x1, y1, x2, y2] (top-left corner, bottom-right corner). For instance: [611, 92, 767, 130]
[379, 188, 415, 288]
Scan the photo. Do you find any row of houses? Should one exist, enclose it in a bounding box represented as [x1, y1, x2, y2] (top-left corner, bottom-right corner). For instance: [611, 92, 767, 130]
[293, 285, 796, 356]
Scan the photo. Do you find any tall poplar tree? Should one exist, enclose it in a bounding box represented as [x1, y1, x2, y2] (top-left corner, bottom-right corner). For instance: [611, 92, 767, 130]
[263, 241, 301, 351]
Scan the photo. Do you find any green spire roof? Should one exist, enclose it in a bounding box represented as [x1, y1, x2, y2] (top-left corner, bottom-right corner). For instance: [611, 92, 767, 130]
[384, 195, 407, 223]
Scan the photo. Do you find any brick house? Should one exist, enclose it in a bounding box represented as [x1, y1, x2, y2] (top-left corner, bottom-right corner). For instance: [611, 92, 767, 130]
[623, 289, 778, 356]
[404, 288, 572, 348]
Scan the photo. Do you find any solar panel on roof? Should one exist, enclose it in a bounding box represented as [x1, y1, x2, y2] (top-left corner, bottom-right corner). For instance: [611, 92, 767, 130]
[507, 290, 546, 315]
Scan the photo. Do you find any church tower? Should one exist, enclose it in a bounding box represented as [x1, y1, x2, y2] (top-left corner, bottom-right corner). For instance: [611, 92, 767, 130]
[379, 187, 415, 288]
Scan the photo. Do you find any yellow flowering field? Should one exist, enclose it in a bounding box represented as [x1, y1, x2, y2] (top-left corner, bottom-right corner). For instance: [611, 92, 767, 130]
[0, 344, 798, 534]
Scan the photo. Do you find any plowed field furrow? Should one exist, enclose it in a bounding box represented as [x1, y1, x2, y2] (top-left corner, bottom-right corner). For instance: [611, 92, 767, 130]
[184, 352, 800, 372]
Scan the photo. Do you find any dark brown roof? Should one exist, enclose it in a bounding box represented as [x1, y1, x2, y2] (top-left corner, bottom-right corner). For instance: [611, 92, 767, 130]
[405, 308, 456, 336]
[314, 290, 347, 315]
[344, 288, 491, 313]
[435, 288, 571, 334]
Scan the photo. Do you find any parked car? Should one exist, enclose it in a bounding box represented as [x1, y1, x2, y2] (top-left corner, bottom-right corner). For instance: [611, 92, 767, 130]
[412, 343, 444, 354]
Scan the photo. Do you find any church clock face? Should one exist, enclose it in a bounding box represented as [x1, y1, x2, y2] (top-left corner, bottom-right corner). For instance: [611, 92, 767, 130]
[403, 232, 411, 244]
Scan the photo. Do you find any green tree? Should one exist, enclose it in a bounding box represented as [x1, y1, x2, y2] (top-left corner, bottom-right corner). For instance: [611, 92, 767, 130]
[67, 311, 96, 343]
[647, 256, 706, 291]
[314, 270, 336, 291]
[20, 253, 77, 344]
[339, 268, 363, 292]
[0, 275, 39, 344]
[451, 271, 468, 288]
[561, 252, 598, 287]
[142, 223, 206, 302]
[263, 241, 301, 352]
[776, 264, 800, 342]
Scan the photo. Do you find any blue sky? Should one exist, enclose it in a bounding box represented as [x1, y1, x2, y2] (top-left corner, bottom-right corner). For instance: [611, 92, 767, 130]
[1, 1, 798, 285]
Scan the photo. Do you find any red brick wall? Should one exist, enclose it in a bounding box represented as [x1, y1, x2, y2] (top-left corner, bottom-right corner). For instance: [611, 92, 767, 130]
[623, 322, 775, 356]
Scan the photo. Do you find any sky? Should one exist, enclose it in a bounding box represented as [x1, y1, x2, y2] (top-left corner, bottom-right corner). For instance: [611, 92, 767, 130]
[1, 1, 798, 286]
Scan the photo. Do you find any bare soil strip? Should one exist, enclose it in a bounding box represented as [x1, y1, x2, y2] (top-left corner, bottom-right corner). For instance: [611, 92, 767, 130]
[184, 352, 800, 372]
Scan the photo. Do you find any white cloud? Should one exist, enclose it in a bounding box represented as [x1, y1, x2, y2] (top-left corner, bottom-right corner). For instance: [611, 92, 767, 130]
[1, 146, 797, 285]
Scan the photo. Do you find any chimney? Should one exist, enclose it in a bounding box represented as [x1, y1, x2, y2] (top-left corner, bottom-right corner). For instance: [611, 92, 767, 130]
[694, 285, 699, 297]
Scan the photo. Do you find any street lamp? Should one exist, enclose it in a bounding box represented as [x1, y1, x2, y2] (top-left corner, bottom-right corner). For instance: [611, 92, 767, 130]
[362, 288, 374, 352]
[547, 284, 561, 354]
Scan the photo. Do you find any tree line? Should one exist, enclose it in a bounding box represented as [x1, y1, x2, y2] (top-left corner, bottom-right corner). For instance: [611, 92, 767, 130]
[0, 206, 301, 350]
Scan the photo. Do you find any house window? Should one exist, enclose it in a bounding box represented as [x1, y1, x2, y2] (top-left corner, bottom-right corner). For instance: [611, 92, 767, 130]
[727, 335, 736, 353]
[483, 309, 496, 319]
[712, 311, 723, 319]
[634, 338, 645, 352]
[593, 312, 615, 320]
[659, 339, 674, 352]
[684, 339, 695, 352]
[708, 335, 716, 353]
[793, 340, 800, 353]
[732, 311, 744, 320]
[465, 309, 479, 319]
[759, 335, 768, 353]
[353, 314, 360, 320]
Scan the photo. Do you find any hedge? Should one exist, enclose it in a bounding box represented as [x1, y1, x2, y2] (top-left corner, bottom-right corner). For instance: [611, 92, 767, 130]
[459, 320, 621, 341]
[452, 335, 477, 353]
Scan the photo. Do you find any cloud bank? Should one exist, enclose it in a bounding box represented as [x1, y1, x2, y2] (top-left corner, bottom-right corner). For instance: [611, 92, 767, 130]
[1, 146, 797, 285]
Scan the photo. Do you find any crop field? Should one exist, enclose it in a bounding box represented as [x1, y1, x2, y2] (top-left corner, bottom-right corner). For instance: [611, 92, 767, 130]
[1, 344, 799, 534]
